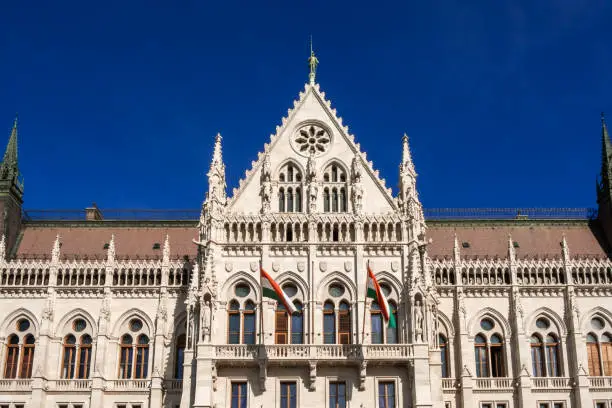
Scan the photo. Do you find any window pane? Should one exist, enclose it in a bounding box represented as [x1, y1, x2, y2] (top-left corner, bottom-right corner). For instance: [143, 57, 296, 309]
[324, 313, 336, 344]
[228, 313, 240, 344]
[243, 313, 256, 344]
[291, 312, 304, 344]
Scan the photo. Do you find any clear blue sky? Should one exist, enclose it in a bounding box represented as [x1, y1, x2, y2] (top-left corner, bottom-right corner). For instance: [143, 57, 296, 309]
[1, 0, 610, 210]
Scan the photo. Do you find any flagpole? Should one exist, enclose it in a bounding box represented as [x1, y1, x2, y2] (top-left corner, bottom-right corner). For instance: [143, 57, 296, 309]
[361, 260, 369, 344]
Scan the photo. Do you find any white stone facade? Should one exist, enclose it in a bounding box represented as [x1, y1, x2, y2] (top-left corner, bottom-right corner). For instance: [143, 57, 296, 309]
[1, 78, 612, 408]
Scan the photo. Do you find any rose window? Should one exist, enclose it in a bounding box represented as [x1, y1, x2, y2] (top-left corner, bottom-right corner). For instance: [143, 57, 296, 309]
[293, 124, 331, 156]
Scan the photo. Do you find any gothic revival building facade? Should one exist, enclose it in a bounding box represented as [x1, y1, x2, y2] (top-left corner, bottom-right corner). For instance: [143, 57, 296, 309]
[1, 60, 612, 408]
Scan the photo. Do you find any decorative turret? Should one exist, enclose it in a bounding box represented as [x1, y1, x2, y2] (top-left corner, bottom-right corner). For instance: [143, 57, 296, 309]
[205, 133, 227, 219]
[398, 134, 425, 232]
[0, 117, 24, 258]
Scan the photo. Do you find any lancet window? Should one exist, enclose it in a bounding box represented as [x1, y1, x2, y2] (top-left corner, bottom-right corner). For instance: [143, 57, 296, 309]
[370, 282, 398, 344]
[474, 318, 506, 377]
[587, 315, 612, 376]
[274, 282, 304, 344]
[529, 316, 562, 377]
[118, 318, 150, 379]
[278, 162, 303, 213]
[323, 283, 352, 344]
[227, 283, 257, 345]
[3, 317, 35, 379]
[61, 318, 92, 379]
[323, 162, 347, 213]
[174, 333, 186, 379]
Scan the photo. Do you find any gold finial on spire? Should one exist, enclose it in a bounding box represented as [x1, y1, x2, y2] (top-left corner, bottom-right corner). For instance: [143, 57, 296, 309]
[308, 35, 319, 85]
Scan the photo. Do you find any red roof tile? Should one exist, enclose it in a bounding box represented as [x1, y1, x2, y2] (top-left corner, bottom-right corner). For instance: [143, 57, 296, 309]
[427, 222, 608, 259]
[16, 225, 198, 259]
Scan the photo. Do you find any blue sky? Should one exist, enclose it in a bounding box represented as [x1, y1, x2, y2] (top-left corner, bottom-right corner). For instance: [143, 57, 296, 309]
[1, 0, 610, 210]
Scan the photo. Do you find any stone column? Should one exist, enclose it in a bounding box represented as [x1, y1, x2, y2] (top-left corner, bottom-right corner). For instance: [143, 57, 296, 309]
[179, 348, 195, 408]
[192, 344, 215, 408]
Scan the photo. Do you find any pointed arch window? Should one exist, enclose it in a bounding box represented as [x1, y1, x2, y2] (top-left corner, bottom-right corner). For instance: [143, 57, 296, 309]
[331, 165, 338, 182]
[440, 334, 450, 378]
[3, 319, 36, 380]
[474, 334, 489, 377]
[288, 165, 294, 182]
[228, 301, 241, 344]
[19, 334, 35, 379]
[295, 187, 302, 212]
[339, 188, 346, 212]
[287, 188, 294, 212]
[323, 188, 330, 212]
[530, 334, 545, 377]
[243, 301, 256, 344]
[588, 332, 612, 376]
[291, 302, 304, 344]
[275, 304, 289, 344]
[61, 334, 77, 379]
[387, 302, 398, 344]
[279, 188, 286, 212]
[545, 334, 561, 377]
[371, 301, 383, 344]
[78, 334, 92, 379]
[323, 301, 336, 345]
[332, 189, 338, 212]
[175, 333, 186, 379]
[119, 334, 134, 379]
[4, 334, 19, 378]
[338, 301, 352, 345]
[134, 334, 150, 379]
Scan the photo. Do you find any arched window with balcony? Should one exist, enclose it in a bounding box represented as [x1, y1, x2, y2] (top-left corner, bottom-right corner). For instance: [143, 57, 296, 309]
[279, 188, 286, 212]
[118, 317, 150, 379]
[369, 282, 399, 345]
[474, 317, 506, 377]
[227, 282, 258, 345]
[586, 315, 612, 376]
[323, 301, 336, 345]
[60, 317, 93, 379]
[3, 317, 36, 379]
[323, 188, 330, 212]
[274, 281, 304, 345]
[529, 315, 562, 377]
[287, 188, 294, 212]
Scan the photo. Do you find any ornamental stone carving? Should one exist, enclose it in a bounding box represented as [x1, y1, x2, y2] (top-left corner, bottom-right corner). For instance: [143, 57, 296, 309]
[344, 261, 352, 272]
[391, 261, 399, 272]
[292, 123, 331, 157]
[272, 262, 280, 272]
[250, 262, 258, 272]
[225, 262, 233, 273]
[297, 261, 305, 273]
[319, 261, 327, 272]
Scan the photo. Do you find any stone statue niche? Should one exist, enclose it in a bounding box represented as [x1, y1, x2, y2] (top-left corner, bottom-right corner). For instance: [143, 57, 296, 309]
[201, 293, 213, 343]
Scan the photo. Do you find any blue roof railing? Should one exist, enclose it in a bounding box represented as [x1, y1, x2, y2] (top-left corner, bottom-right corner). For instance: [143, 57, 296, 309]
[22, 207, 597, 221]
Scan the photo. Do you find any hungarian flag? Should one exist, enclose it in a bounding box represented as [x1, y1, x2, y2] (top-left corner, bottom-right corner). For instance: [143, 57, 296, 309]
[261, 266, 297, 314]
[367, 263, 397, 328]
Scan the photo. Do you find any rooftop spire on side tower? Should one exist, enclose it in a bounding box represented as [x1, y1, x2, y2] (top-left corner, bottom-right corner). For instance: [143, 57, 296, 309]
[0, 116, 19, 182]
[598, 112, 612, 203]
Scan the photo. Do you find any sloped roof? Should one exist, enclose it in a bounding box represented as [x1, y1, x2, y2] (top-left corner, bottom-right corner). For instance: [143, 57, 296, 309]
[427, 221, 608, 259]
[15, 224, 198, 260]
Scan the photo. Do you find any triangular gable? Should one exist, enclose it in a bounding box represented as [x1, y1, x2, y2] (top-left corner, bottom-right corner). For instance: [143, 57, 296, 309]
[227, 82, 396, 214]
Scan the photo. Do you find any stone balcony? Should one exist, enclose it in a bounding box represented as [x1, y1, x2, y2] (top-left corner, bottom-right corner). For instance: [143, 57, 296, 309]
[47, 379, 92, 391]
[0, 379, 32, 392]
[531, 377, 573, 391]
[473, 377, 514, 392]
[214, 344, 416, 365]
[589, 376, 612, 391]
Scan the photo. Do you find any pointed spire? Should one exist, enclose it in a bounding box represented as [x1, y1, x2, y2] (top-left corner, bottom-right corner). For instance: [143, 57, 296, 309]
[210, 133, 224, 171]
[162, 234, 170, 264]
[401, 133, 415, 175]
[453, 234, 461, 261]
[561, 233, 570, 262]
[601, 112, 611, 184]
[308, 36, 319, 85]
[0, 116, 19, 181]
[107, 234, 116, 263]
[51, 234, 61, 263]
[507, 234, 516, 261]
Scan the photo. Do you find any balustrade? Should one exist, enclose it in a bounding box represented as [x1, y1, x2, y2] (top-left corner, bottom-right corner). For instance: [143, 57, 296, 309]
[213, 344, 413, 362]
[108, 379, 150, 390]
[474, 378, 513, 391]
[48, 379, 92, 390]
[589, 376, 612, 390]
[163, 379, 183, 391]
[531, 377, 572, 390]
[0, 379, 32, 391]
[441, 379, 456, 390]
